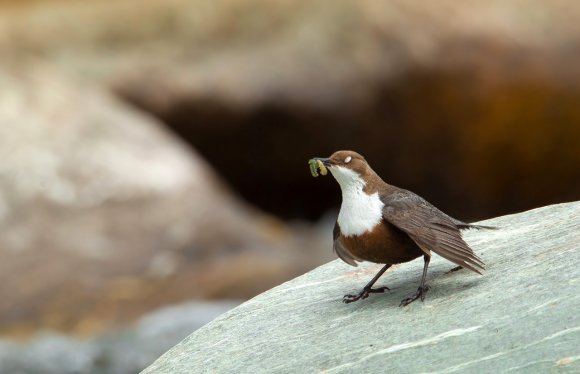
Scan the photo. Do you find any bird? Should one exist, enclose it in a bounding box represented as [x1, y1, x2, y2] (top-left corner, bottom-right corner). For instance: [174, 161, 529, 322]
[311, 150, 492, 307]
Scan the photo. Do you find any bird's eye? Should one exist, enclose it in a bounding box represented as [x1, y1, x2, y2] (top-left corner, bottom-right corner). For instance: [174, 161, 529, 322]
[344, 156, 352, 163]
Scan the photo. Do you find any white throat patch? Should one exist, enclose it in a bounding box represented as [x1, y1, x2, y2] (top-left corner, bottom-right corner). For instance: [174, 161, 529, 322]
[329, 166, 384, 237]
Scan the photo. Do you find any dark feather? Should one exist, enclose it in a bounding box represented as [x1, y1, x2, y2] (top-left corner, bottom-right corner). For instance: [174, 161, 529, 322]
[381, 189, 485, 274]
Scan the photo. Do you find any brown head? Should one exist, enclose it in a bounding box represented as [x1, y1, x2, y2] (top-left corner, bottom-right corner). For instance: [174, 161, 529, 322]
[313, 150, 382, 191]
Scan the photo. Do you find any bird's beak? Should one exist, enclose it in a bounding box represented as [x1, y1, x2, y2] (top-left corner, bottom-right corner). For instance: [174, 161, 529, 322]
[314, 157, 332, 167]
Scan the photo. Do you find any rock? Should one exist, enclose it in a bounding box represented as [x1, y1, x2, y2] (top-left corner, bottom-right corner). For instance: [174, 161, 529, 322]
[0, 68, 331, 338]
[4, 335, 98, 374]
[143, 201, 580, 373]
[0, 300, 239, 374]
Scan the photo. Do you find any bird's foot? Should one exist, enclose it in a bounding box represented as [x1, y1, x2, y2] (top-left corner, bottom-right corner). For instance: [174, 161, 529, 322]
[399, 285, 430, 307]
[343, 286, 390, 303]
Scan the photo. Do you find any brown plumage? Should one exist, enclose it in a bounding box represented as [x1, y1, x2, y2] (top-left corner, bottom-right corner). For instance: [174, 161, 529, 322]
[313, 150, 491, 306]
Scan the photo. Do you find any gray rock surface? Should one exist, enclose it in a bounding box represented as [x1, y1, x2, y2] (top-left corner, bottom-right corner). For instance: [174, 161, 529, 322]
[144, 201, 580, 373]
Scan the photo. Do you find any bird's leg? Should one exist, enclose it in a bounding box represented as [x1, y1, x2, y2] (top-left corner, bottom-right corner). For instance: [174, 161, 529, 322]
[400, 255, 431, 307]
[343, 264, 392, 303]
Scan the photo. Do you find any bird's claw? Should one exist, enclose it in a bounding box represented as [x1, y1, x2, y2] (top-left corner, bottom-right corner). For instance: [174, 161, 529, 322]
[342, 286, 390, 303]
[399, 285, 430, 307]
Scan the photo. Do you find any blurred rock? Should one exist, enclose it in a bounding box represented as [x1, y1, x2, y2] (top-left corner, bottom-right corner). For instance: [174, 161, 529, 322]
[113, 0, 580, 222]
[1, 0, 579, 218]
[0, 300, 239, 374]
[0, 68, 331, 338]
[1, 0, 580, 338]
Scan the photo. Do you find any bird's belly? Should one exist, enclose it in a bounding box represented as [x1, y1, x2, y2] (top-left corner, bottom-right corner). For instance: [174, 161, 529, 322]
[341, 222, 423, 264]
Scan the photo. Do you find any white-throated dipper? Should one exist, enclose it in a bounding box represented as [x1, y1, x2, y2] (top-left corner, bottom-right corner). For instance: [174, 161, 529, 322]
[311, 150, 491, 307]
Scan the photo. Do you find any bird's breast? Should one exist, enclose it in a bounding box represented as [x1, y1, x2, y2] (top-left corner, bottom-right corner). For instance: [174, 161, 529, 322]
[337, 190, 384, 237]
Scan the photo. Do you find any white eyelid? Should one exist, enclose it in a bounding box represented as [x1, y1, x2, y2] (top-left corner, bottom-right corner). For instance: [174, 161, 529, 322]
[345, 156, 352, 163]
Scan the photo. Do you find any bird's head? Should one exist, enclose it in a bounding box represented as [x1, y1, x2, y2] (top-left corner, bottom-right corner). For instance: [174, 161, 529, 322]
[313, 150, 375, 190]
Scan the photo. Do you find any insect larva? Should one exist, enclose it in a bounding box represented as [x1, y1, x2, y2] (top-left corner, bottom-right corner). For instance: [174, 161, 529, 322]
[309, 158, 328, 177]
[317, 159, 327, 176]
[309, 159, 319, 177]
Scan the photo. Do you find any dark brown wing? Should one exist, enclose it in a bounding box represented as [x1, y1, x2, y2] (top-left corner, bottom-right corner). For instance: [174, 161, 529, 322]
[333, 222, 361, 267]
[381, 190, 485, 274]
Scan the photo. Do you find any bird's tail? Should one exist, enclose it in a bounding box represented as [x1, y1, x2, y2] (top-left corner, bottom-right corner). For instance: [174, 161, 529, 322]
[451, 218, 497, 230]
[457, 223, 498, 230]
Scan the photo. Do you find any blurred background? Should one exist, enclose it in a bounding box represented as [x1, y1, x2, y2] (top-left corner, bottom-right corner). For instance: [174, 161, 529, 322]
[1, 0, 579, 372]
